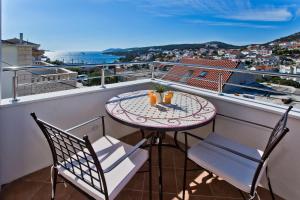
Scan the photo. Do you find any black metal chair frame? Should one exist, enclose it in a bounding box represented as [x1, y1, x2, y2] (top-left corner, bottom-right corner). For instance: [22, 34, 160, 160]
[31, 113, 153, 200]
[181, 106, 293, 200]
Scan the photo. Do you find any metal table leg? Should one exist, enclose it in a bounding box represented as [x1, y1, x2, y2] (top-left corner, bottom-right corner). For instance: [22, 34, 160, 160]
[140, 129, 145, 139]
[157, 131, 164, 200]
[141, 130, 181, 200]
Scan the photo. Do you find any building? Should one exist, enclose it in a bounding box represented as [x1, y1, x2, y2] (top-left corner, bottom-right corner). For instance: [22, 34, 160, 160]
[254, 65, 278, 72]
[163, 57, 256, 94]
[2, 33, 43, 98]
[279, 65, 300, 82]
[2, 33, 44, 67]
[16, 68, 78, 97]
[1, 33, 78, 98]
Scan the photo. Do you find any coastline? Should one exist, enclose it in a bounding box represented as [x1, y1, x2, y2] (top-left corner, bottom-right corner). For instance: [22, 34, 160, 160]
[45, 51, 121, 65]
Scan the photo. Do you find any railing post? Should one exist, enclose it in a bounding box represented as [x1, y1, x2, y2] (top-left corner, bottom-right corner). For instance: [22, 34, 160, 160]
[12, 70, 19, 102]
[0, 0, 2, 103]
[101, 65, 105, 88]
[218, 72, 223, 95]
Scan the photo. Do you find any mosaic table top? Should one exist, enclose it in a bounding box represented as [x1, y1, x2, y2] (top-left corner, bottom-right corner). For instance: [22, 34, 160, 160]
[105, 90, 216, 131]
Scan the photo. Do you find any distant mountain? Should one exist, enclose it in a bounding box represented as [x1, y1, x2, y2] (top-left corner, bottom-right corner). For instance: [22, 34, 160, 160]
[103, 31, 300, 55]
[103, 41, 242, 55]
[102, 48, 126, 53]
[270, 32, 300, 43]
[204, 41, 242, 49]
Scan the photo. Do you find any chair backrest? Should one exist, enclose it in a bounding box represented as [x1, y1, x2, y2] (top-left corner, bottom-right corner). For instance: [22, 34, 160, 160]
[262, 105, 293, 161]
[31, 113, 108, 198]
[251, 106, 292, 195]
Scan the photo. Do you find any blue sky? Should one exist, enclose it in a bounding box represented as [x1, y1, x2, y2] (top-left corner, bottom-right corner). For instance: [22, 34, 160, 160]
[3, 0, 300, 51]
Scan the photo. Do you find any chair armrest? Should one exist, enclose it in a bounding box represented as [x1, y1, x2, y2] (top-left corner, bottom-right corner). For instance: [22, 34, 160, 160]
[183, 132, 263, 163]
[216, 113, 273, 130]
[103, 136, 152, 173]
[65, 115, 105, 132]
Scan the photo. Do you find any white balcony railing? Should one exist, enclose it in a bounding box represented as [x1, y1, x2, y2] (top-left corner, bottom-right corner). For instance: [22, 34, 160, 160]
[2, 61, 300, 112]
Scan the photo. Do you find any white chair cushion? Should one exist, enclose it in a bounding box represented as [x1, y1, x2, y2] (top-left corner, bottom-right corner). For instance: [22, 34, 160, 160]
[188, 132, 264, 193]
[57, 135, 148, 200]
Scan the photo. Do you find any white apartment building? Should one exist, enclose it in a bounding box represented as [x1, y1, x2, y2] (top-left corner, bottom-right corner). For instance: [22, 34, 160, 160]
[1, 33, 77, 99]
[2, 33, 40, 98]
[279, 65, 300, 82]
[2, 33, 42, 67]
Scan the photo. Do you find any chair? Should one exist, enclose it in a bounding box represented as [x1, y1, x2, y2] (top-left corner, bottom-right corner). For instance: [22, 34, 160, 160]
[181, 106, 293, 200]
[31, 113, 153, 200]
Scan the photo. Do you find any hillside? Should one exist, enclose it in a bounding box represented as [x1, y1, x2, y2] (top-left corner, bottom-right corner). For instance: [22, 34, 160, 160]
[103, 41, 241, 55]
[103, 31, 300, 56]
[270, 32, 300, 43]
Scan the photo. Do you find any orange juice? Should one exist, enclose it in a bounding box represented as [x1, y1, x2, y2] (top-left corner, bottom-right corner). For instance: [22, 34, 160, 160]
[164, 94, 172, 104]
[148, 90, 154, 96]
[168, 91, 174, 98]
[149, 93, 157, 106]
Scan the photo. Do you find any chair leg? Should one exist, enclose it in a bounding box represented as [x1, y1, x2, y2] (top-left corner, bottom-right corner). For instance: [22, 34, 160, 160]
[255, 191, 261, 200]
[212, 118, 216, 132]
[174, 131, 179, 148]
[51, 166, 58, 200]
[248, 191, 259, 200]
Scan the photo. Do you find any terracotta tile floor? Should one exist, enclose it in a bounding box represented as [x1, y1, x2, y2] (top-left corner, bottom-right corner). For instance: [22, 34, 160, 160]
[0, 132, 283, 200]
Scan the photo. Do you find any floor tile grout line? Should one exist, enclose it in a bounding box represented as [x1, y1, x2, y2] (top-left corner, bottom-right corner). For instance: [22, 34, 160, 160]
[141, 170, 146, 200]
[134, 189, 243, 199]
[123, 188, 145, 192]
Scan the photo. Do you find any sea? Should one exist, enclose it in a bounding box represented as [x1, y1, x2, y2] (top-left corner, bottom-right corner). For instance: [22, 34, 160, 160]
[44, 51, 121, 65]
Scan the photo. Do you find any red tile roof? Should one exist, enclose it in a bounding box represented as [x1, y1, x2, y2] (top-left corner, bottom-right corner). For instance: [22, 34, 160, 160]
[289, 44, 300, 49]
[163, 58, 239, 91]
[255, 65, 274, 71]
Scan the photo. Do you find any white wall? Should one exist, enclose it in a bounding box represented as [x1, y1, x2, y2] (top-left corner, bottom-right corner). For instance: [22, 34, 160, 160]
[1, 45, 35, 98]
[1, 45, 18, 98]
[0, 79, 300, 200]
[1, 71, 13, 98]
[2, 45, 18, 66]
[0, 80, 152, 186]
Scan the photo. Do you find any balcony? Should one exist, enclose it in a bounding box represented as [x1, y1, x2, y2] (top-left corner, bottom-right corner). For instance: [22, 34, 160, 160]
[0, 63, 300, 199]
[0, 132, 283, 200]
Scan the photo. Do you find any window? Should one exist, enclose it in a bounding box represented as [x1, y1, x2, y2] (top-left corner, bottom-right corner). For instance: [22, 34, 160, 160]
[180, 70, 194, 83]
[199, 71, 208, 78]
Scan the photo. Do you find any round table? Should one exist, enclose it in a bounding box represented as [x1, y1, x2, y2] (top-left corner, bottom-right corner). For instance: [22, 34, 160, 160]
[105, 90, 216, 199]
[105, 90, 216, 131]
